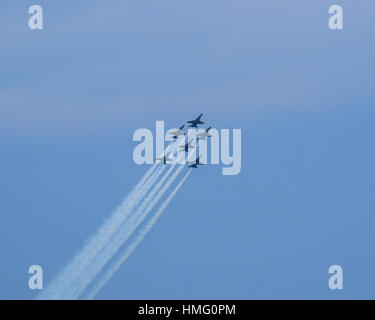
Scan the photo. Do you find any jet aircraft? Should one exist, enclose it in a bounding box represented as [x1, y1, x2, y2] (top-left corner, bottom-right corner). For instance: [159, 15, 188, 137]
[187, 113, 204, 128]
[170, 125, 186, 140]
[188, 155, 205, 168]
[156, 152, 173, 165]
[197, 127, 212, 140]
[179, 139, 195, 152]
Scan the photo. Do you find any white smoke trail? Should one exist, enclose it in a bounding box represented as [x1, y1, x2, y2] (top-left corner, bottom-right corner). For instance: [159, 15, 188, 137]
[70, 144, 199, 298]
[84, 169, 192, 299]
[40, 140, 194, 299]
[68, 163, 181, 299]
[38, 164, 161, 299]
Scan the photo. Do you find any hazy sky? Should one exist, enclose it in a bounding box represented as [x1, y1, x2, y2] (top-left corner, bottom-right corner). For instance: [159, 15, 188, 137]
[1, 1, 375, 299]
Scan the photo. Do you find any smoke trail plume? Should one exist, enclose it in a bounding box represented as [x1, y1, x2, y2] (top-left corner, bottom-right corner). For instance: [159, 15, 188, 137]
[38, 164, 161, 299]
[85, 169, 192, 299]
[39, 142, 195, 299]
[69, 164, 182, 299]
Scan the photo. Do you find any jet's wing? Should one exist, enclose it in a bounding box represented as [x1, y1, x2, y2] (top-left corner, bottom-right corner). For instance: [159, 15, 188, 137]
[197, 129, 206, 137]
[171, 129, 184, 135]
[188, 113, 203, 123]
[165, 152, 173, 161]
[187, 156, 199, 164]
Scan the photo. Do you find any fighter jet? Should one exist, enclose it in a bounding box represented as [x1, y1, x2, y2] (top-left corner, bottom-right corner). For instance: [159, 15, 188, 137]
[179, 139, 195, 152]
[197, 127, 212, 140]
[187, 113, 204, 128]
[188, 155, 205, 168]
[170, 125, 186, 140]
[156, 152, 173, 165]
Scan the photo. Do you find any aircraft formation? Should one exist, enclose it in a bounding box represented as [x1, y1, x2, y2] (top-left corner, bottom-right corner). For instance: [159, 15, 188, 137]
[156, 113, 212, 169]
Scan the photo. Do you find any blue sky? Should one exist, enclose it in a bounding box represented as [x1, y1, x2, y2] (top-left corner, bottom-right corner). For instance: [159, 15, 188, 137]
[1, 1, 375, 299]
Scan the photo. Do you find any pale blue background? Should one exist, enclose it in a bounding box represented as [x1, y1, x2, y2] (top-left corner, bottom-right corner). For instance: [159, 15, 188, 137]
[1, 1, 374, 299]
